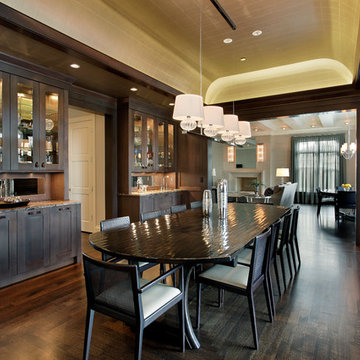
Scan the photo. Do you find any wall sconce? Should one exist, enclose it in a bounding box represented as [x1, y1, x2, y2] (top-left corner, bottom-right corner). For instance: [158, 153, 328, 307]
[256, 143, 264, 162]
[227, 146, 235, 162]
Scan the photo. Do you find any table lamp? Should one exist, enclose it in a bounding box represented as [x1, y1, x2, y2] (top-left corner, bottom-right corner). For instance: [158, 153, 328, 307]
[276, 168, 289, 184]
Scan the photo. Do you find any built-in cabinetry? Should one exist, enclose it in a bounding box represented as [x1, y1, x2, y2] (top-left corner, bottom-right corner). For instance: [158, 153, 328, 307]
[0, 73, 64, 172]
[131, 109, 175, 172]
[0, 201, 81, 289]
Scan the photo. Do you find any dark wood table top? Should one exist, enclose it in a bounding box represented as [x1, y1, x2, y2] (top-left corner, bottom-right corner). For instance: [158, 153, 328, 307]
[89, 203, 290, 265]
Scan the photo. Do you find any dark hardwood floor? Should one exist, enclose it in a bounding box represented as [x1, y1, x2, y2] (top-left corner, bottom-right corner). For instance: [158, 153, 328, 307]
[0, 205, 358, 359]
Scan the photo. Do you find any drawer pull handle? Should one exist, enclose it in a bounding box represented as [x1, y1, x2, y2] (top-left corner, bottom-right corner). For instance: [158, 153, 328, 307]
[66, 207, 70, 210]
[36, 211, 41, 214]
[28, 212, 34, 215]
[59, 208, 63, 211]
[0, 215, 5, 219]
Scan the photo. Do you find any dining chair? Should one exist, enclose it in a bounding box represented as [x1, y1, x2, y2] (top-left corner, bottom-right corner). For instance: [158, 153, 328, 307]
[140, 210, 162, 222]
[335, 191, 356, 222]
[236, 219, 281, 317]
[100, 216, 157, 274]
[276, 211, 293, 292]
[82, 253, 185, 360]
[316, 187, 335, 216]
[196, 228, 272, 350]
[190, 201, 202, 209]
[288, 206, 300, 271]
[170, 204, 187, 214]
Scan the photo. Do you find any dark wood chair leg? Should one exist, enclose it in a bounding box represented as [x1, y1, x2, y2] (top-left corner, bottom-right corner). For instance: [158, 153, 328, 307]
[196, 283, 202, 329]
[294, 234, 301, 268]
[266, 269, 276, 317]
[83, 308, 94, 360]
[317, 201, 321, 216]
[279, 252, 287, 291]
[285, 244, 293, 279]
[289, 239, 297, 272]
[272, 260, 282, 296]
[178, 299, 185, 352]
[135, 324, 144, 360]
[263, 280, 273, 323]
[247, 293, 259, 350]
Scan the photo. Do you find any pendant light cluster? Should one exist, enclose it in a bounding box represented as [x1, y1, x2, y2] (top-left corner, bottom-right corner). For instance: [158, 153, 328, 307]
[172, 0, 251, 144]
[173, 101, 252, 143]
[341, 122, 356, 160]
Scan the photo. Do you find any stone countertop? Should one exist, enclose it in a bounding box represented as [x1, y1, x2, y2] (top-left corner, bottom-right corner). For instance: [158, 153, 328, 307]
[119, 189, 186, 197]
[0, 200, 80, 213]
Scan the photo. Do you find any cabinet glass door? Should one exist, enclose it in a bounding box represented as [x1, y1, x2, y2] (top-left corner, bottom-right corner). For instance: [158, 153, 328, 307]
[158, 121, 165, 170]
[145, 117, 155, 170]
[167, 123, 174, 169]
[0, 73, 11, 170]
[0, 78, 2, 165]
[45, 91, 59, 165]
[133, 113, 143, 169]
[17, 83, 34, 164]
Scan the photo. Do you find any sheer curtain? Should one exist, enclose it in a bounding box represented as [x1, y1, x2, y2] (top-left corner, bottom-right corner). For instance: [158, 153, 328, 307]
[291, 134, 345, 204]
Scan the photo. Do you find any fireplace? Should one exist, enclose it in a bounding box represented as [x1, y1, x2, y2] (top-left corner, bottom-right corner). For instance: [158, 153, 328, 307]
[238, 177, 257, 191]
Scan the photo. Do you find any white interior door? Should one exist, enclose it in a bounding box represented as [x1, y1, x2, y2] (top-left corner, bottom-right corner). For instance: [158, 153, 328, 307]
[69, 117, 96, 232]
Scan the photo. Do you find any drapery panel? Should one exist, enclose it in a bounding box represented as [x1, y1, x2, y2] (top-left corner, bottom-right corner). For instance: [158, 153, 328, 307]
[291, 134, 345, 204]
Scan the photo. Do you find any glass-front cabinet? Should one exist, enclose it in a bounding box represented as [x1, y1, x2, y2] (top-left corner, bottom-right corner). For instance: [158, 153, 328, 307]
[9, 76, 63, 171]
[132, 111, 156, 172]
[131, 110, 176, 172]
[0, 72, 10, 171]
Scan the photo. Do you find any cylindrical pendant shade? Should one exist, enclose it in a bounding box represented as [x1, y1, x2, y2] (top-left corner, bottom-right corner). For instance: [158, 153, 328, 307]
[173, 94, 204, 121]
[218, 115, 239, 134]
[203, 106, 224, 129]
[238, 121, 252, 138]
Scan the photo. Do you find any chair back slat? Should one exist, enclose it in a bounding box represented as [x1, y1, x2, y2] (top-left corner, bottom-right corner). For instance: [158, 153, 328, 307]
[248, 228, 271, 286]
[278, 211, 292, 249]
[140, 210, 162, 222]
[269, 219, 281, 264]
[171, 204, 187, 214]
[100, 216, 130, 231]
[83, 254, 139, 317]
[289, 207, 300, 241]
[190, 201, 202, 209]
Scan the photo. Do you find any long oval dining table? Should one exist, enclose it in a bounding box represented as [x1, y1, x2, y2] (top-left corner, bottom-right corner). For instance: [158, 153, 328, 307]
[89, 203, 290, 349]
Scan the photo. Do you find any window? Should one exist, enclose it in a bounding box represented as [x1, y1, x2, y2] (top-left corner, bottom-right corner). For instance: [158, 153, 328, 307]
[291, 134, 345, 204]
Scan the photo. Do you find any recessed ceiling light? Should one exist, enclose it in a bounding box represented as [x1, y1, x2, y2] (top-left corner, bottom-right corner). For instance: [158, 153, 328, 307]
[223, 38, 232, 44]
[252, 30, 262, 37]
[130, 87, 138, 92]
[169, 102, 175, 106]
[254, 128, 258, 132]
[345, 121, 350, 125]
[311, 124, 316, 128]
[282, 126, 286, 130]
[240, 57, 247, 62]
[70, 63, 80, 69]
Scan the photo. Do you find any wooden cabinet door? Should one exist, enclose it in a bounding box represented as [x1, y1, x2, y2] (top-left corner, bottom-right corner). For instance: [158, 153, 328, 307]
[0, 211, 17, 282]
[50, 205, 77, 265]
[0, 72, 11, 171]
[17, 207, 50, 274]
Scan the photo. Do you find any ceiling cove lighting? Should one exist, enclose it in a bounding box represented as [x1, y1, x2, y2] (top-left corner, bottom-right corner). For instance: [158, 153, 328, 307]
[70, 63, 80, 69]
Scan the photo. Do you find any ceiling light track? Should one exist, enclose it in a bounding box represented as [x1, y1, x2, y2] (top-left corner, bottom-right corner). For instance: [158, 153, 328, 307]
[209, 0, 236, 30]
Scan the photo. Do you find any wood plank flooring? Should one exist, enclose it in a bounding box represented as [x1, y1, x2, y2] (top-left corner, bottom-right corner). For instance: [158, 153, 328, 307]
[0, 205, 358, 359]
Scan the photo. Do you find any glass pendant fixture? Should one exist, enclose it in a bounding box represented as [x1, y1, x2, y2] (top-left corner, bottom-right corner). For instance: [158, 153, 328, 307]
[202, 106, 224, 137]
[341, 123, 356, 160]
[219, 114, 239, 142]
[234, 135, 246, 145]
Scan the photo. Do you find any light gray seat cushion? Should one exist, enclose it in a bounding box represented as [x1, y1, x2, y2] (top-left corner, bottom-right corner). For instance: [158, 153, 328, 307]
[237, 247, 252, 265]
[199, 264, 249, 289]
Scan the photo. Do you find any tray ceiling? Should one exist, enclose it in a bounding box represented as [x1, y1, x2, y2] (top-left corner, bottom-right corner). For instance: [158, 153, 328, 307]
[2, 0, 360, 104]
